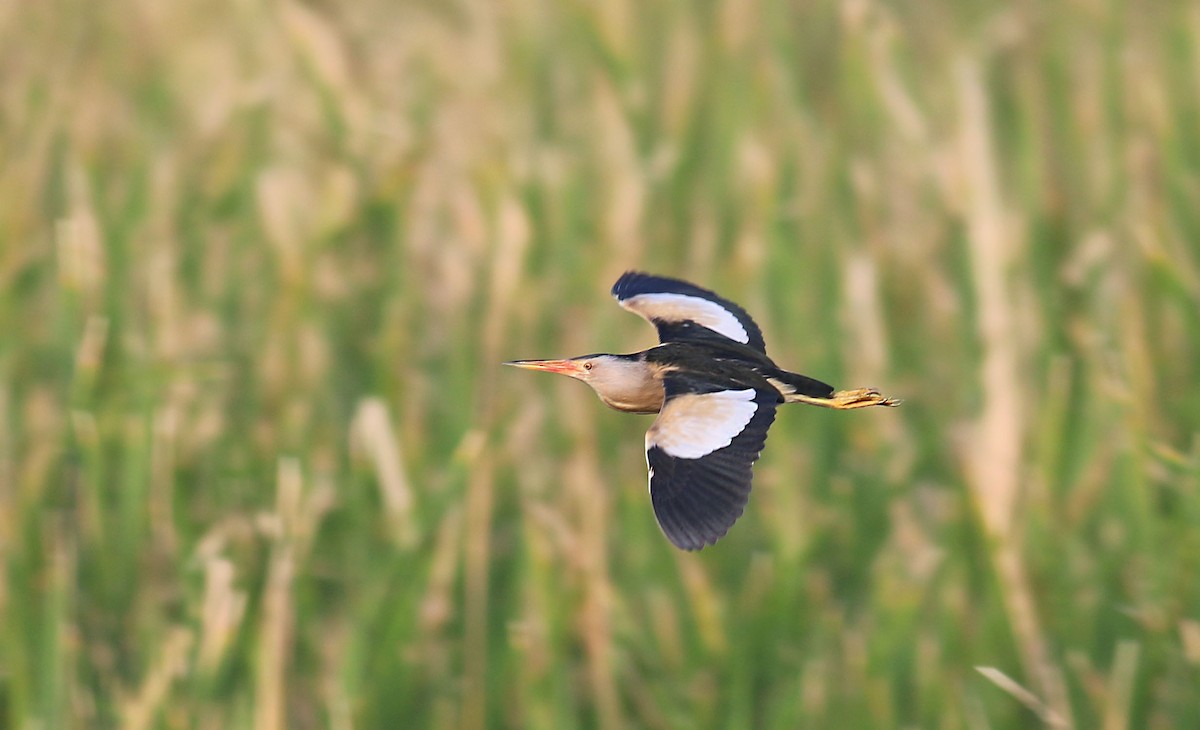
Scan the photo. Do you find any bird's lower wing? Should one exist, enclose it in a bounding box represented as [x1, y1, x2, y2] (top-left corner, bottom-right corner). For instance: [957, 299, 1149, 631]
[645, 382, 780, 550]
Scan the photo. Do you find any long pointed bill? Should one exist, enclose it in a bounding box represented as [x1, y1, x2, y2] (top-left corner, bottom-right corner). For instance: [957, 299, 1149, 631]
[503, 359, 586, 377]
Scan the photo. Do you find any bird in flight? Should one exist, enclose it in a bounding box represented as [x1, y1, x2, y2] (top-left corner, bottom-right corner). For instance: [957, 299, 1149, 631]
[506, 272, 899, 550]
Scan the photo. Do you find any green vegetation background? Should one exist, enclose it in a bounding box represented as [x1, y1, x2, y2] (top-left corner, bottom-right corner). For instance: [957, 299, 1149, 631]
[3, 0, 1199, 727]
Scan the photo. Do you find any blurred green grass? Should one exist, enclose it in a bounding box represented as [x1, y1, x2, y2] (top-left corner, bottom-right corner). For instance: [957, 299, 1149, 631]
[2, 0, 1200, 727]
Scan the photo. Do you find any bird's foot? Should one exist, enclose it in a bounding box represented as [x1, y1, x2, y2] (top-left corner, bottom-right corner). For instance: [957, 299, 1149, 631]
[784, 387, 900, 409]
[825, 387, 901, 409]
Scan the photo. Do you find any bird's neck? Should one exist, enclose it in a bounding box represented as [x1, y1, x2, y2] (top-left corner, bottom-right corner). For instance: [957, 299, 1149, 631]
[591, 356, 666, 414]
[598, 388, 664, 414]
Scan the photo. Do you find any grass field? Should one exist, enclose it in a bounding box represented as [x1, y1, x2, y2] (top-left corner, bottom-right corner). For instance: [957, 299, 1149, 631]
[3, 0, 1200, 727]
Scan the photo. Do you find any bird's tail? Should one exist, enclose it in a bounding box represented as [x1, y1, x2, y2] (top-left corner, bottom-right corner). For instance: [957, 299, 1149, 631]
[768, 369, 901, 409]
[765, 369, 836, 400]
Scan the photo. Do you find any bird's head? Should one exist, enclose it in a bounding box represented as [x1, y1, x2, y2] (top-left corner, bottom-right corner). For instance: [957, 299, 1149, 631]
[503, 354, 616, 384]
[504, 354, 662, 413]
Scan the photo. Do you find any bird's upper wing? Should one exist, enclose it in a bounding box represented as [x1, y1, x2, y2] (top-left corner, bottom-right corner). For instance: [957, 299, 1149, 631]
[645, 375, 780, 550]
[612, 272, 767, 353]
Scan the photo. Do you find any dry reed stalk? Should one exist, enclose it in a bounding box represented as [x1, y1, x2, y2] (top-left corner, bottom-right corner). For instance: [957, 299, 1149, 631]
[120, 627, 193, 730]
[1101, 641, 1139, 730]
[462, 194, 530, 730]
[40, 522, 77, 729]
[1181, 620, 1200, 665]
[675, 554, 726, 655]
[150, 405, 180, 560]
[958, 58, 1073, 728]
[596, 77, 645, 271]
[866, 12, 928, 146]
[843, 253, 888, 383]
[197, 556, 246, 673]
[559, 384, 622, 730]
[976, 667, 1067, 727]
[255, 458, 302, 730]
[55, 166, 105, 307]
[0, 385, 8, 620]
[460, 448, 494, 730]
[420, 506, 463, 636]
[351, 398, 417, 548]
[417, 506, 464, 727]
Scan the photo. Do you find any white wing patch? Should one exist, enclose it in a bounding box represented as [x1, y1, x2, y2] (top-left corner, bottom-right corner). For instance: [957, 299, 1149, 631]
[621, 293, 750, 344]
[647, 389, 758, 459]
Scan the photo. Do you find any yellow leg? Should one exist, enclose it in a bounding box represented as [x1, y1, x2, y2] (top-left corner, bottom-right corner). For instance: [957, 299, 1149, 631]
[787, 387, 901, 409]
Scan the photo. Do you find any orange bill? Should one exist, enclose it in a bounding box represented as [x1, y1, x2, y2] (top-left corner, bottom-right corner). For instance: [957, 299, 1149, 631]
[503, 359, 585, 376]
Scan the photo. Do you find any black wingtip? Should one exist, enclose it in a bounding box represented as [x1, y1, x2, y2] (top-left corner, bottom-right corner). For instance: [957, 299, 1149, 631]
[611, 271, 720, 301]
[648, 445, 758, 552]
[653, 488, 745, 551]
[611, 270, 654, 299]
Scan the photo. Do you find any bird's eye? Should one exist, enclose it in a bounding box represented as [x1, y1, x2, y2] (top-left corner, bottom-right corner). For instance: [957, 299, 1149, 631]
[584, 362, 593, 371]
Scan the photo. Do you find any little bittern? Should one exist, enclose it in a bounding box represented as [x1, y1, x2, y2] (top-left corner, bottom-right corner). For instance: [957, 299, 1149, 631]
[507, 272, 899, 550]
